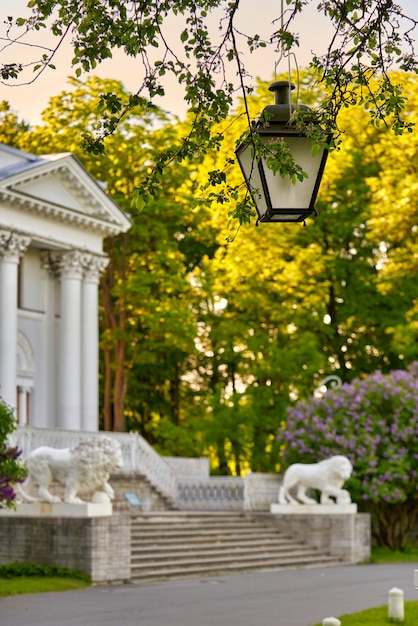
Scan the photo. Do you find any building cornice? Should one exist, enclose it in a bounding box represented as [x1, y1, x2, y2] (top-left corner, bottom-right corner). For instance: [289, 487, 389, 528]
[0, 152, 131, 236]
[0, 187, 123, 236]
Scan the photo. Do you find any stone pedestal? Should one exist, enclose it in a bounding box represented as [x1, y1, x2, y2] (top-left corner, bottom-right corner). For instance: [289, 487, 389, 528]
[0, 502, 112, 517]
[262, 507, 370, 564]
[270, 503, 358, 514]
[0, 512, 130, 583]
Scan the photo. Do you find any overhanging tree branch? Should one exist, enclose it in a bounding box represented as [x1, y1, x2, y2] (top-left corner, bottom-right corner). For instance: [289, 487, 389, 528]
[0, 0, 416, 226]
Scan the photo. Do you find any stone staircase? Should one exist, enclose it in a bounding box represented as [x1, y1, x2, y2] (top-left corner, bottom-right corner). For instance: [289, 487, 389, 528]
[130, 511, 342, 582]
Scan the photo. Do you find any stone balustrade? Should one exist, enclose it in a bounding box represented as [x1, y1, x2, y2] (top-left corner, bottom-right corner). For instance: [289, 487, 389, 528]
[11, 427, 177, 504]
[10, 428, 280, 512]
[176, 476, 245, 510]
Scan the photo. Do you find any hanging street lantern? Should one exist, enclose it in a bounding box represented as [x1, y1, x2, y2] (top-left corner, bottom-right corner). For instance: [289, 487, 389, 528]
[235, 80, 332, 224]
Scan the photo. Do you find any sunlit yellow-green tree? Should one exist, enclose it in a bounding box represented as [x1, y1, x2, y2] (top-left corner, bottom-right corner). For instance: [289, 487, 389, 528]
[182, 70, 418, 473]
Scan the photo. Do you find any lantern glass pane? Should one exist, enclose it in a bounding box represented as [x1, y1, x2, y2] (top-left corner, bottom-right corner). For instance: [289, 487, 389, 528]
[260, 136, 325, 209]
[236, 141, 269, 218]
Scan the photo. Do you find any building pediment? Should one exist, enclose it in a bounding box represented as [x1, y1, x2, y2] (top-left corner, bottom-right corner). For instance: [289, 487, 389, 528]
[0, 144, 131, 236]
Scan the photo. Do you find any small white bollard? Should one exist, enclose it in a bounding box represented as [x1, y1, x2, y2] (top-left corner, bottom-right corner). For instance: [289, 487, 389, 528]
[322, 619, 341, 626]
[414, 569, 418, 589]
[388, 587, 404, 622]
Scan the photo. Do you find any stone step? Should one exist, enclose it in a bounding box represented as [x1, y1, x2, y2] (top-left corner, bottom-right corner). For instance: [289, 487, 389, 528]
[131, 519, 280, 527]
[132, 511, 250, 518]
[131, 546, 322, 562]
[131, 513, 261, 525]
[132, 551, 340, 570]
[130, 554, 342, 581]
[129, 512, 342, 582]
[131, 537, 299, 550]
[131, 529, 291, 541]
[131, 517, 286, 533]
[132, 546, 334, 569]
[131, 518, 271, 529]
[131, 527, 279, 537]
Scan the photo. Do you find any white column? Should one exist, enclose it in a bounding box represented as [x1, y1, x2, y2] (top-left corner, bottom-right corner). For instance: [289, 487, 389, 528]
[81, 255, 108, 431]
[0, 231, 30, 410]
[57, 251, 83, 430]
[40, 251, 58, 428]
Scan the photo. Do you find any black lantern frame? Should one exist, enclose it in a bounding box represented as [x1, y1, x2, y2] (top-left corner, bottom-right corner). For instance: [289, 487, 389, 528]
[235, 81, 332, 224]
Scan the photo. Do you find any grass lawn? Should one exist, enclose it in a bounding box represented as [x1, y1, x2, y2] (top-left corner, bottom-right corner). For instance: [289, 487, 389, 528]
[0, 576, 90, 596]
[369, 545, 418, 564]
[0, 562, 91, 596]
[312, 601, 418, 625]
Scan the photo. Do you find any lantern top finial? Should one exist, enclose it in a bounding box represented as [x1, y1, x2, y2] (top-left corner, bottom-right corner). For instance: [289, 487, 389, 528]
[269, 80, 294, 105]
[262, 81, 311, 124]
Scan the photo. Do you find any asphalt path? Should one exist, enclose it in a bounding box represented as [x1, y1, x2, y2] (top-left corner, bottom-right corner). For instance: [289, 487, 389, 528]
[1, 564, 418, 626]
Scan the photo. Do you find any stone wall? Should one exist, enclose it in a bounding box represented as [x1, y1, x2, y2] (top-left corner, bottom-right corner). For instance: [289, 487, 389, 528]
[244, 472, 281, 511]
[110, 471, 173, 511]
[0, 514, 131, 583]
[258, 512, 371, 563]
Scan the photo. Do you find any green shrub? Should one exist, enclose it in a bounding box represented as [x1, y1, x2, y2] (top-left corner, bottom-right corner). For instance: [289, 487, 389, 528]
[0, 562, 90, 582]
[0, 398, 27, 509]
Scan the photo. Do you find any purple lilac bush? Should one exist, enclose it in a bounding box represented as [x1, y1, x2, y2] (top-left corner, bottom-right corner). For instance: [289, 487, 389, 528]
[0, 445, 26, 506]
[0, 398, 26, 509]
[278, 362, 418, 549]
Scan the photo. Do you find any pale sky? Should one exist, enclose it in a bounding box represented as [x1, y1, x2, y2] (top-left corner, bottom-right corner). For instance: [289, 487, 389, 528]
[0, 0, 417, 125]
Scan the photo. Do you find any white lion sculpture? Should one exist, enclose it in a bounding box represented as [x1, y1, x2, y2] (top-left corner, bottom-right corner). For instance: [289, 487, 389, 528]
[18, 436, 123, 504]
[278, 455, 353, 505]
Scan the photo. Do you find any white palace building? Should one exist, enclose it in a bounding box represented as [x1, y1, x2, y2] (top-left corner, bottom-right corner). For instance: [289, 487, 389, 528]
[0, 143, 131, 431]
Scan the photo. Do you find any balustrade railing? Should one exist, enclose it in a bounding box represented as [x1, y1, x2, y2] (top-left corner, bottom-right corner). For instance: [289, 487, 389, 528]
[11, 428, 278, 511]
[126, 433, 177, 502]
[11, 427, 177, 503]
[176, 477, 244, 510]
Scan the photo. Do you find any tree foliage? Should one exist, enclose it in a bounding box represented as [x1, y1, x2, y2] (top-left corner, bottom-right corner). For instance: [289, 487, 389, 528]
[0, 398, 26, 509]
[0, 101, 30, 146]
[279, 363, 418, 550]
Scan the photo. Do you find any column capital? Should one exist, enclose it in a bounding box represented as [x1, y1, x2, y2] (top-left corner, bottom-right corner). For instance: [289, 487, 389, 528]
[18, 385, 32, 394]
[0, 230, 31, 261]
[60, 250, 85, 279]
[40, 250, 55, 278]
[42, 250, 84, 280]
[41, 249, 109, 281]
[81, 253, 109, 283]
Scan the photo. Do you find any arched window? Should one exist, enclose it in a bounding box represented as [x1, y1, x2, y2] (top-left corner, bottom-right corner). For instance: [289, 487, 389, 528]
[16, 330, 35, 426]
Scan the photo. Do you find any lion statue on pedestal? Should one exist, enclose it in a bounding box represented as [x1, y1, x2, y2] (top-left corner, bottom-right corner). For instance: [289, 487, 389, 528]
[18, 436, 123, 504]
[278, 455, 353, 505]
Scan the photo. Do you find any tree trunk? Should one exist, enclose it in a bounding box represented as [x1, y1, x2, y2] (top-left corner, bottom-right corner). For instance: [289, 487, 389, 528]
[102, 347, 112, 431]
[217, 439, 229, 475]
[170, 362, 180, 426]
[100, 249, 128, 433]
[113, 340, 127, 432]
